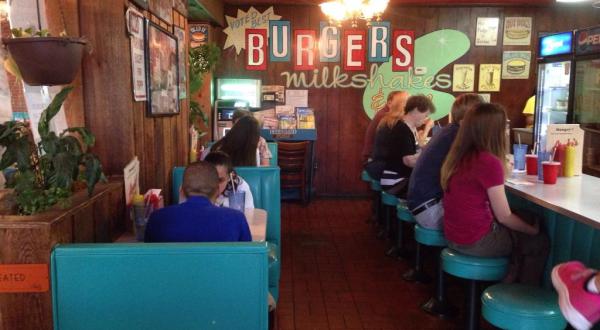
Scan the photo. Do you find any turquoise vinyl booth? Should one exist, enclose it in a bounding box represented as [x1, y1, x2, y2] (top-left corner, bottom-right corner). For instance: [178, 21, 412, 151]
[51, 243, 269, 330]
[172, 165, 282, 301]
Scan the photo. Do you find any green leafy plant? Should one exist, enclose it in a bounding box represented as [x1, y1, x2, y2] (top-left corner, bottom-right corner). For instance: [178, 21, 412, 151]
[189, 43, 220, 133]
[10, 27, 66, 38]
[0, 86, 105, 215]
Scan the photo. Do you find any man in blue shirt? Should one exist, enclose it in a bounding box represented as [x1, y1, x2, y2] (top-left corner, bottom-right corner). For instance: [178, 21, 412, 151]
[145, 161, 251, 242]
[407, 94, 483, 229]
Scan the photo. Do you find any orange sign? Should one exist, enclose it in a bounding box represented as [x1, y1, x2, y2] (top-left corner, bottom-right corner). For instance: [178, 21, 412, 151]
[0, 264, 49, 293]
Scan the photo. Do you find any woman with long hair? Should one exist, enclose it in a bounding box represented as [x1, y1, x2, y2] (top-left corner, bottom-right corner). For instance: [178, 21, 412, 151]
[212, 115, 261, 167]
[441, 103, 548, 284]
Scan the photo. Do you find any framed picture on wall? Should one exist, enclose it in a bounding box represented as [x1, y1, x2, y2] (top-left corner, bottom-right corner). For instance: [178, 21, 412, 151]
[145, 21, 179, 116]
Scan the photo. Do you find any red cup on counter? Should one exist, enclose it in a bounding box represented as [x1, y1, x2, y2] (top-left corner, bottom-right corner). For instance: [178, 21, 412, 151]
[525, 154, 538, 175]
[542, 161, 560, 184]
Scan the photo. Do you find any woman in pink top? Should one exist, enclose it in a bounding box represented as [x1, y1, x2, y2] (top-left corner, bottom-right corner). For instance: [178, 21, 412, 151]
[441, 103, 549, 285]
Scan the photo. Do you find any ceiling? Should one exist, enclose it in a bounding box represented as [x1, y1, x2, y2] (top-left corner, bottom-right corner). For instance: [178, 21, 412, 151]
[221, 0, 554, 5]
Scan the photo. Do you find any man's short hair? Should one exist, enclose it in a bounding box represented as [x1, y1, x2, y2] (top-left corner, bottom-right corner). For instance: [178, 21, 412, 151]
[182, 161, 219, 197]
[232, 110, 251, 124]
[404, 94, 436, 114]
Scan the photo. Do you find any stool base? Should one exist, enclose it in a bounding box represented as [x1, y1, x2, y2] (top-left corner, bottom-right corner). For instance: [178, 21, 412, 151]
[385, 246, 411, 259]
[402, 268, 431, 284]
[421, 297, 457, 319]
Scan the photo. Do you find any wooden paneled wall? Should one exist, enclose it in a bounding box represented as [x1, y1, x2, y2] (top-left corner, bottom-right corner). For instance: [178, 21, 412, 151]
[215, 4, 600, 196]
[78, 0, 190, 203]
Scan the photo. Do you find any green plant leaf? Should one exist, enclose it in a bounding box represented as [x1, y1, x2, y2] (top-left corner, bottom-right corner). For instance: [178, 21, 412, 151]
[82, 154, 103, 197]
[61, 127, 95, 147]
[38, 86, 73, 138]
[49, 152, 78, 189]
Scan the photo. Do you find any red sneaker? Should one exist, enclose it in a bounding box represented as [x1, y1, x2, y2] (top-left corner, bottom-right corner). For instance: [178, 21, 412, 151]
[551, 261, 600, 330]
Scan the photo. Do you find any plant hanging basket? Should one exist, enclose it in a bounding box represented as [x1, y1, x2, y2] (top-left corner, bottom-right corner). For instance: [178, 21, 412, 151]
[2, 37, 87, 86]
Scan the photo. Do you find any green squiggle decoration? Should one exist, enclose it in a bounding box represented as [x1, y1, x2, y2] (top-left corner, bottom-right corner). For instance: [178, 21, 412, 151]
[363, 29, 471, 121]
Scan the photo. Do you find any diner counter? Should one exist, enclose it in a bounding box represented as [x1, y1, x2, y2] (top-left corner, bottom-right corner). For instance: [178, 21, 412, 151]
[506, 173, 600, 230]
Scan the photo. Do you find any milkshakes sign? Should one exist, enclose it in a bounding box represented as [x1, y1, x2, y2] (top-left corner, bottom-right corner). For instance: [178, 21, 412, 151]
[223, 7, 472, 120]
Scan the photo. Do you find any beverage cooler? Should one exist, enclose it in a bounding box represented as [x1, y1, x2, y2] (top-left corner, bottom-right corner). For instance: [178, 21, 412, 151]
[534, 31, 574, 145]
[573, 26, 600, 176]
[213, 78, 261, 140]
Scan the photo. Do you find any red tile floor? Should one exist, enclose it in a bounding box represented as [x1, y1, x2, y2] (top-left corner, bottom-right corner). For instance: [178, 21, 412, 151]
[274, 199, 469, 330]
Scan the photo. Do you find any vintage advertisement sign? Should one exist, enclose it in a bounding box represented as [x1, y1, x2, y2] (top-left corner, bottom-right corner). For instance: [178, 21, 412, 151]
[503, 17, 532, 46]
[478, 64, 501, 92]
[189, 24, 209, 49]
[575, 26, 600, 56]
[452, 64, 475, 92]
[126, 7, 147, 101]
[502, 51, 531, 80]
[476, 17, 500, 46]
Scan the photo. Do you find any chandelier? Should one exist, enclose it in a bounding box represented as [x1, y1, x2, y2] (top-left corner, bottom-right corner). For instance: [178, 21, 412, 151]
[320, 0, 390, 28]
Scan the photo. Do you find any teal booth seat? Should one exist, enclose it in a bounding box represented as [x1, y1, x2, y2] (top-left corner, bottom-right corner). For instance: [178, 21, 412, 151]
[482, 284, 566, 330]
[205, 142, 278, 167]
[172, 166, 281, 300]
[51, 243, 269, 330]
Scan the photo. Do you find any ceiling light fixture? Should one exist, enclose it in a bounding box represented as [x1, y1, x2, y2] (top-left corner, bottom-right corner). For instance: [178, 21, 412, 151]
[320, 0, 389, 28]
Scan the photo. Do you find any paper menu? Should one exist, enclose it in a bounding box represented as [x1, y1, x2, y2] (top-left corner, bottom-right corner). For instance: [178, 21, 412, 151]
[124, 157, 140, 206]
[545, 124, 584, 176]
[285, 89, 308, 109]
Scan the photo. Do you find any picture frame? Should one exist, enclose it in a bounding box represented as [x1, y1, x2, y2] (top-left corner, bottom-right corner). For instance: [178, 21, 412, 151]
[145, 20, 179, 116]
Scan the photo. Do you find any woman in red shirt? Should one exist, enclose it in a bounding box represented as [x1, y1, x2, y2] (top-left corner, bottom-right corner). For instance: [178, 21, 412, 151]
[441, 103, 549, 285]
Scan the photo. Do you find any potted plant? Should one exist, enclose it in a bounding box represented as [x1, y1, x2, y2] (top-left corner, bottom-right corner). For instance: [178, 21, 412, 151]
[2, 27, 87, 86]
[0, 86, 104, 215]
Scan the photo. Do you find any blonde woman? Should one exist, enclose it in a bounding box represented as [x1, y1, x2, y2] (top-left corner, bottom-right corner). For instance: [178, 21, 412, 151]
[441, 103, 548, 284]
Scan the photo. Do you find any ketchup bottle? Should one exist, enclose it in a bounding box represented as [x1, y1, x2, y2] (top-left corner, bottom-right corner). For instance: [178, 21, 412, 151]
[554, 142, 566, 177]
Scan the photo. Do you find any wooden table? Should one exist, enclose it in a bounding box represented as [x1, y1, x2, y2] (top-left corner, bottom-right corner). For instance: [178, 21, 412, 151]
[116, 208, 268, 242]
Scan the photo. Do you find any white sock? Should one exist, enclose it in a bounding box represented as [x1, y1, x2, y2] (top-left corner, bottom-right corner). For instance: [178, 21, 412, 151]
[587, 276, 599, 294]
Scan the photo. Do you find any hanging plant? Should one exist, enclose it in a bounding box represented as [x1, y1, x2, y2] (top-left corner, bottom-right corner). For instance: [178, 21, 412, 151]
[2, 27, 87, 86]
[189, 43, 220, 132]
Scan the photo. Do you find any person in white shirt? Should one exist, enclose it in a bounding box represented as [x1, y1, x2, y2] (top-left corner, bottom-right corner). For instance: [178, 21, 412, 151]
[204, 151, 254, 209]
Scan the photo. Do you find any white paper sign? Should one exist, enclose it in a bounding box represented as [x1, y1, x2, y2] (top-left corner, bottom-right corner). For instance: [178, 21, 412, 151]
[545, 124, 584, 176]
[503, 17, 532, 46]
[126, 7, 147, 101]
[285, 89, 308, 109]
[124, 156, 140, 206]
[476, 17, 500, 46]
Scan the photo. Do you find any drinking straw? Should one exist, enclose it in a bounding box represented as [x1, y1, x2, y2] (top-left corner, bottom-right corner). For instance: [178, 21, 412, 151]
[532, 142, 537, 155]
[229, 173, 237, 193]
[518, 133, 522, 146]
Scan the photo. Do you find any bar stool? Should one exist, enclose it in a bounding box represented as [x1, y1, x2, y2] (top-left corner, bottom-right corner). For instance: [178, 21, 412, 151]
[361, 170, 372, 183]
[386, 203, 415, 258]
[403, 225, 446, 283]
[482, 284, 566, 330]
[380, 191, 399, 241]
[441, 248, 509, 330]
[370, 179, 383, 229]
[361, 170, 376, 224]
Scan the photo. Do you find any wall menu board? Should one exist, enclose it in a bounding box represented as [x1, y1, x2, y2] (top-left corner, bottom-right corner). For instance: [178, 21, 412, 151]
[539, 31, 573, 58]
[575, 26, 600, 56]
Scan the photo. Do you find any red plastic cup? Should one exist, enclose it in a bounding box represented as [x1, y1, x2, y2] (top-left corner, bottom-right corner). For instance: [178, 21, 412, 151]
[526, 154, 538, 175]
[542, 161, 560, 184]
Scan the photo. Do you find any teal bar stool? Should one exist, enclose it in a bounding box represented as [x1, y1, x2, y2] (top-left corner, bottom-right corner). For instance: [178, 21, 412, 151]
[380, 191, 400, 241]
[482, 284, 566, 330]
[441, 248, 509, 330]
[370, 179, 383, 231]
[404, 225, 447, 283]
[361, 170, 372, 183]
[387, 203, 415, 258]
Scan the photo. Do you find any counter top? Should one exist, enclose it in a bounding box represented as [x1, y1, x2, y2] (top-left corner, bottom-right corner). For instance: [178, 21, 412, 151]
[506, 173, 600, 230]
